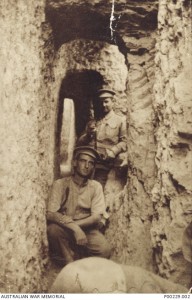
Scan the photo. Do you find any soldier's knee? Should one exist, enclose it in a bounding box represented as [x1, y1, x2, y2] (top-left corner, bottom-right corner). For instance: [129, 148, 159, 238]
[47, 223, 63, 239]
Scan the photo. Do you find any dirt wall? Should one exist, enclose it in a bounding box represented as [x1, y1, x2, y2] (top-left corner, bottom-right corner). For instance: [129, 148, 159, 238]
[151, 0, 192, 286]
[105, 36, 157, 272]
[0, 0, 52, 293]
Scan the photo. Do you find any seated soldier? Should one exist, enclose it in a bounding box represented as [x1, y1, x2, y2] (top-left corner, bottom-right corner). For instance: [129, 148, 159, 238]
[78, 88, 127, 189]
[47, 146, 111, 267]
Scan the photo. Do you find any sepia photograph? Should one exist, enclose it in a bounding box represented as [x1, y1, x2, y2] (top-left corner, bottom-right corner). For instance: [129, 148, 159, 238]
[0, 0, 191, 296]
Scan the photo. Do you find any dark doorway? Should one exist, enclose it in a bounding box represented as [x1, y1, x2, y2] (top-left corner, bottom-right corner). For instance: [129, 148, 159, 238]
[58, 70, 104, 137]
[55, 70, 105, 176]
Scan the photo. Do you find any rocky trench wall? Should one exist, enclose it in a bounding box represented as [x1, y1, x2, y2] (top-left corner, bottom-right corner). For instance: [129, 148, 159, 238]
[0, 0, 54, 293]
[106, 1, 192, 286]
[151, 0, 192, 287]
[105, 36, 157, 271]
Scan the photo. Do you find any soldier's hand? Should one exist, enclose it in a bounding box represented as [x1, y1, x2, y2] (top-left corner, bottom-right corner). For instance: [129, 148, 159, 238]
[106, 149, 115, 159]
[73, 227, 88, 246]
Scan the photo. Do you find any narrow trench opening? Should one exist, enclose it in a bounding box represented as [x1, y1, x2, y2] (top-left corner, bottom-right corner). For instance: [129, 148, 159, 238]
[46, 2, 131, 286]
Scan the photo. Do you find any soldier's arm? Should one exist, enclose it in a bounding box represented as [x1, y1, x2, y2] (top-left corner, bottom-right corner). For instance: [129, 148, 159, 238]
[47, 180, 87, 245]
[111, 116, 127, 155]
[47, 211, 87, 245]
[75, 214, 101, 229]
[47, 210, 74, 228]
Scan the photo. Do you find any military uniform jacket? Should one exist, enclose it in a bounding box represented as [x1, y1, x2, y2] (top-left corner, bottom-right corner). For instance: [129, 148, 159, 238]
[96, 110, 127, 156]
[47, 177, 106, 221]
[78, 110, 127, 157]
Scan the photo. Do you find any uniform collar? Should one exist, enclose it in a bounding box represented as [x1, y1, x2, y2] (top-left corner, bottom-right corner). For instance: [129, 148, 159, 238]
[72, 175, 88, 187]
[101, 110, 114, 122]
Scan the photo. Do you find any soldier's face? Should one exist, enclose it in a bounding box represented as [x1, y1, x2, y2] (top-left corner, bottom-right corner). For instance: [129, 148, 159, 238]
[75, 153, 95, 177]
[100, 97, 113, 114]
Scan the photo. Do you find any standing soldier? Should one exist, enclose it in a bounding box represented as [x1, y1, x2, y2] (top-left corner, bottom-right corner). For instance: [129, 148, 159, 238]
[78, 88, 127, 188]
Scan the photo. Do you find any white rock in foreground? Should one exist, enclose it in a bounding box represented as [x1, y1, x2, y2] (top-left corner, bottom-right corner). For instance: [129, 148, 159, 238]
[50, 257, 188, 293]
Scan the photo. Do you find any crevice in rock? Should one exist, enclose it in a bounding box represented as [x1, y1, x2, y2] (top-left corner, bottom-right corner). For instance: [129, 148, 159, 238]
[169, 174, 187, 193]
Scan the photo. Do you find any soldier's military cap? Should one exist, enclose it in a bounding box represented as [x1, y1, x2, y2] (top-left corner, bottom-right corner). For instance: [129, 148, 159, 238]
[97, 88, 116, 98]
[73, 146, 100, 160]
